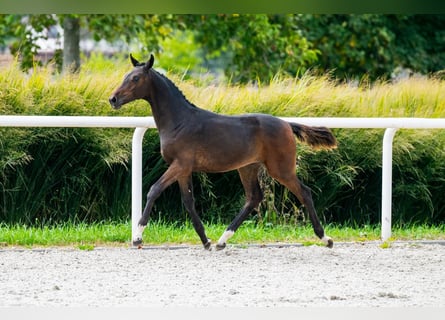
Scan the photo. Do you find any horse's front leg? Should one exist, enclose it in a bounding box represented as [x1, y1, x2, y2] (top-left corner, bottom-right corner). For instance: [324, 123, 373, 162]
[178, 175, 211, 250]
[133, 162, 182, 247]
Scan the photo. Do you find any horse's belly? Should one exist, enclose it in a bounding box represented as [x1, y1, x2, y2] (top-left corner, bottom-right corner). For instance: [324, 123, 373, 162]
[192, 146, 260, 173]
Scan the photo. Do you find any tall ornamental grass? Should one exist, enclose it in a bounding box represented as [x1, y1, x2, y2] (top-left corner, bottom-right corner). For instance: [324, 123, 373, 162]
[1, 55, 445, 227]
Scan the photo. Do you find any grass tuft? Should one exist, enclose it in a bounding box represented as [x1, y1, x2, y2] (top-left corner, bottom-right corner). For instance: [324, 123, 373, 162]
[380, 241, 392, 249]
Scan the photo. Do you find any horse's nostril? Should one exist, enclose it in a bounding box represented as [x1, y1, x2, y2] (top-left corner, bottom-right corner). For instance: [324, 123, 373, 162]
[109, 96, 117, 104]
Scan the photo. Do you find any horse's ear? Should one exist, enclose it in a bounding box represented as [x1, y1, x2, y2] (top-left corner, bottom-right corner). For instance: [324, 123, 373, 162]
[130, 54, 140, 67]
[145, 54, 154, 71]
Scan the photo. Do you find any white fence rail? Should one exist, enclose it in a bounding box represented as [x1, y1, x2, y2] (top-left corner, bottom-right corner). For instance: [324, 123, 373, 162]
[1, 115, 444, 243]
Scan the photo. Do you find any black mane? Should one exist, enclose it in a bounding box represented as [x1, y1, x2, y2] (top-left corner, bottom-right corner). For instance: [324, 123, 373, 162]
[151, 68, 199, 109]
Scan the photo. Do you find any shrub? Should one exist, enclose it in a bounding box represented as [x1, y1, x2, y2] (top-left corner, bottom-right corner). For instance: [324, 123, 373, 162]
[1, 57, 445, 226]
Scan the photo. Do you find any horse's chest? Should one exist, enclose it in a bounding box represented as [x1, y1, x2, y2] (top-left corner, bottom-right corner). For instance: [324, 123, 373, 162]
[159, 138, 187, 165]
[159, 143, 174, 164]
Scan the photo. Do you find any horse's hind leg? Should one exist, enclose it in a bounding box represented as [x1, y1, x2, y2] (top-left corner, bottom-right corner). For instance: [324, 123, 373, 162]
[289, 177, 332, 247]
[216, 163, 263, 250]
[178, 175, 211, 250]
[269, 168, 333, 248]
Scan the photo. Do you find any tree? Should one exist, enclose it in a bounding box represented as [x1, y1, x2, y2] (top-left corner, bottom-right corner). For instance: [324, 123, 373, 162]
[389, 15, 445, 76]
[0, 14, 320, 82]
[180, 14, 319, 83]
[0, 14, 178, 73]
[296, 14, 445, 80]
[0, 14, 58, 70]
[62, 16, 80, 72]
[2, 14, 444, 81]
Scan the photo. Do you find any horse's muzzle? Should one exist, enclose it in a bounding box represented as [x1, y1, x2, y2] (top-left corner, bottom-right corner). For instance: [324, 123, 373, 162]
[109, 95, 121, 109]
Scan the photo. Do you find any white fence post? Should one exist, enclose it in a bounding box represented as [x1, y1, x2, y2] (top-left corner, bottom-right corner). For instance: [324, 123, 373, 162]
[131, 127, 148, 242]
[381, 128, 398, 241]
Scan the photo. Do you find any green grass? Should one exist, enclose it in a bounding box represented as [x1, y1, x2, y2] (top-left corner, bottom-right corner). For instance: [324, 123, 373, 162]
[0, 221, 443, 248]
[2, 57, 445, 226]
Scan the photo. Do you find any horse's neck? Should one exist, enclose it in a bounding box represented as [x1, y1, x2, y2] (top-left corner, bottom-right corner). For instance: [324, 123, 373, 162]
[147, 71, 195, 135]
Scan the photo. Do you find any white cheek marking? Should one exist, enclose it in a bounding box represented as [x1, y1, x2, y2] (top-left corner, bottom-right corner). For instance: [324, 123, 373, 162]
[218, 230, 234, 246]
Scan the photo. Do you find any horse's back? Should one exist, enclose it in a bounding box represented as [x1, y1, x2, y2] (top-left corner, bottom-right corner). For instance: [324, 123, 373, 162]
[162, 111, 295, 173]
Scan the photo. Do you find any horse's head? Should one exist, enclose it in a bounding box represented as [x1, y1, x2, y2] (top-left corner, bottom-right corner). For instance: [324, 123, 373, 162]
[109, 54, 154, 109]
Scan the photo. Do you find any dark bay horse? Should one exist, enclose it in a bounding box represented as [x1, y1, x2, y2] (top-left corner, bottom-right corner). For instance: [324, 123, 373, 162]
[109, 54, 337, 250]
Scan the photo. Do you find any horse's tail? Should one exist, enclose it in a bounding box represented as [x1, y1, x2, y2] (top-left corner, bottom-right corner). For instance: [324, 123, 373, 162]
[289, 122, 337, 150]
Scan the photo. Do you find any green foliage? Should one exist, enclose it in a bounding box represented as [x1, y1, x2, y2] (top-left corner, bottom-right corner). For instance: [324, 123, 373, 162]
[0, 14, 58, 70]
[82, 14, 177, 54]
[297, 14, 445, 80]
[77, 243, 95, 250]
[0, 59, 131, 224]
[2, 14, 445, 82]
[156, 30, 204, 76]
[0, 14, 179, 71]
[1, 58, 445, 228]
[184, 14, 319, 83]
[379, 240, 392, 249]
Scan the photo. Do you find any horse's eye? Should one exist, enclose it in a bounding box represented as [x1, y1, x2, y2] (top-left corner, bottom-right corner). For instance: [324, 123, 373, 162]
[132, 75, 140, 82]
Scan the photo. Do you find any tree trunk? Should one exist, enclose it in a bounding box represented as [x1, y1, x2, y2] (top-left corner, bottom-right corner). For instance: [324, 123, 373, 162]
[62, 16, 80, 73]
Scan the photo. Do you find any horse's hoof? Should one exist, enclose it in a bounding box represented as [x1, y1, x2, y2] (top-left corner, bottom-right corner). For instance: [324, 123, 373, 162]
[326, 239, 334, 248]
[215, 243, 226, 251]
[132, 238, 143, 248]
[204, 240, 212, 251]
[322, 236, 333, 248]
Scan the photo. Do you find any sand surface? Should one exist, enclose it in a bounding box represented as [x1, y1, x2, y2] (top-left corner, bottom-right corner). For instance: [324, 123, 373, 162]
[0, 241, 443, 307]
